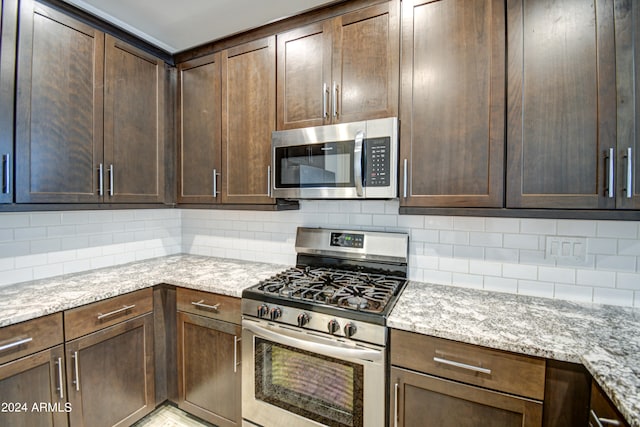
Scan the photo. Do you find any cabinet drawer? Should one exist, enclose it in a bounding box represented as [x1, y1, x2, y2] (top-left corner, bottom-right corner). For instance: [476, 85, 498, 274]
[176, 288, 240, 324]
[64, 288, 153, 340]
[391, 329, 545, 400]
[0, 313, 63, 365]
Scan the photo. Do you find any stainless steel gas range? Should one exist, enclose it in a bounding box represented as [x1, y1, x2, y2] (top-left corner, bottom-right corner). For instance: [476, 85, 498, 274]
[241, 227, 409, 427]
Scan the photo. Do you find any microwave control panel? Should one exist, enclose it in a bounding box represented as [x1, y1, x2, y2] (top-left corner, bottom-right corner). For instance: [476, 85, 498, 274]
[365, 137, 390, 187]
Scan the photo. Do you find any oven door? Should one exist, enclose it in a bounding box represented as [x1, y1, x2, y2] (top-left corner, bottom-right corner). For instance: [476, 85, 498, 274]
[242, 318, 385, 427]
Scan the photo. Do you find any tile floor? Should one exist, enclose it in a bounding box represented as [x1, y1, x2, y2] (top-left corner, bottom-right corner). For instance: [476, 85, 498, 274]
[132, 404, 214, 427]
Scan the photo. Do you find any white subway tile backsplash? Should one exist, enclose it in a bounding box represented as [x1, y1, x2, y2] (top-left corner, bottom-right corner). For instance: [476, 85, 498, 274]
[616, 272, 640, 290]
[539, 266, 575, 284]
[484, 277, 518, 293]
[597, 221, 638, 239]
[521, 218, 556, 235]
[576, 269, 616, 288]
[484, 217, 520, 233]
[593, 288, 634, 307]
[554, 284, 593, 303]
[0, 207, 639, 308]
[557, 219, 597, 237]
[518, 280, 555, 298]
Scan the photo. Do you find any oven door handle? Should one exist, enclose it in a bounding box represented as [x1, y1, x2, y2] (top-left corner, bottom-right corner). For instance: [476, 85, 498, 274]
[243, 321, 383, 362]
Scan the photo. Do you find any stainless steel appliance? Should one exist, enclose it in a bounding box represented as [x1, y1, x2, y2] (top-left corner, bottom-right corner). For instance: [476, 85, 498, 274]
[271, 117, 398, 199]
[242, 227, 409, 427]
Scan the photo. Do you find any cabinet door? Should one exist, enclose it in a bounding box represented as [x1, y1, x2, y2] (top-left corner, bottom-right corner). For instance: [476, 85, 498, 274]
[66, 314, 155, 427]
[221, 36, 275, 204]
[0, 0, 17, 203]
[178, 53, 222, 204]
[0, 345, 68, 427]
[15, 0, 104, 203]
[391, 367, 542, 427]
[277, 21, 332, 130]
[615, 0, 640, 209]
[399, 0, 505, 208]
[332, 1, 399, 124]
[177, 311, 241, 427]
[506, 0, 616, 209]
[104, 35, 165, 203]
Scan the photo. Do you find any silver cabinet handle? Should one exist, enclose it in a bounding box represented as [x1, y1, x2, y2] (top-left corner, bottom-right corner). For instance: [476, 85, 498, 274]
[322, 83, 329, 119]
[590, 409, 621, 427]
[191, 300, 220, 311]
[354, 131, 364, 197]
[394, 382, 399, 427]
[97, 304, 135, 320]
[2, 153, 9, 194]
[212, 169, 220, 197]
[56, 357, 64, 399]
[233, 336, 241, 373]
[0, 337, 33, 352]
[267, 165, 271, 197]
[433, 356, 492, 375]
[72, 351, 80, 391]
[606, 148, 614, 198]
[332, 81, 338, 118]
[98, 163, 104, 196]
[108, 164, 114, 197]
[625, 147, 633, 199]
[403, 158, 408, 198]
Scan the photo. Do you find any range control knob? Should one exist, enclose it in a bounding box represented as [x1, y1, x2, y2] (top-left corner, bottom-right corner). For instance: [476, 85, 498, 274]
[270, 307, 282, 321]
[328, 319, 340, 335]
[297, 312, 310, 328]
[257, 304, 269, 318]
[344, 322, 357, 339]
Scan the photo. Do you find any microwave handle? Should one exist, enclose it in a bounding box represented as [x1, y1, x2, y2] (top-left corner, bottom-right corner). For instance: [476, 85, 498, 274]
[354, 131, 364, 197]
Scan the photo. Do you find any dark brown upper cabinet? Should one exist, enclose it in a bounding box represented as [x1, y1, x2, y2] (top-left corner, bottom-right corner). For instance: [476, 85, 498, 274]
[177, 37, 275, 206]
[104, 35, 166, 203]
[506, 0, 617, 209]
[177, 52, 222, 204]
[614, 0, 640, 209]
[16, 0, 105, 203]
[399, 0, 505, 208]
[15, 1, 165, 204]
[276, 1, 399, 130]
[0, 0, 17, 204]
[221, 36, 276, 204]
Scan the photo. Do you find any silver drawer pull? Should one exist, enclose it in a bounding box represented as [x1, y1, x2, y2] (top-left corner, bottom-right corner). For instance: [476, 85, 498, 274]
[56, 357, 64, 399]
[233, 336, 241, 373]
[590, 410, 621, 427]
[72, 351, 80, 391]
[0, 337, 33, 352]
[97, 304, 136, 320]
[433, 356, 492, 375]
[191, 300, 220, 311]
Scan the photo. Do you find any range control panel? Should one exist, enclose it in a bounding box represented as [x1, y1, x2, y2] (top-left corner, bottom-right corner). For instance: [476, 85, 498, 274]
[365, 137, 391, 187]
[330, 232, 364, 248]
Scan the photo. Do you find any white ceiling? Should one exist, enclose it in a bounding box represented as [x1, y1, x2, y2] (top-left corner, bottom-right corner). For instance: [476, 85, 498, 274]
[62, 0, 338, 53]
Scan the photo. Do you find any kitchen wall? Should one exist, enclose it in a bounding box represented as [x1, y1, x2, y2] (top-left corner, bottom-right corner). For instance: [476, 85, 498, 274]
[182, 200, 640, 308]
[1, 203, 639, 308]
[0, 209, 182, 287]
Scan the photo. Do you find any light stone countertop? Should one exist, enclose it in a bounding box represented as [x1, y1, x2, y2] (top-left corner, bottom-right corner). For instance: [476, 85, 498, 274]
[387, 281, 640, 427]
[1, 256, 638, 426]
[0, 254, 286, 328]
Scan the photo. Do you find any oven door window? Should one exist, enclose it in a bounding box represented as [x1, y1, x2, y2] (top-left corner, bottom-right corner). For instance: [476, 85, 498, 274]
[275, 141, 355, 188]
[255, 337, 364, 427]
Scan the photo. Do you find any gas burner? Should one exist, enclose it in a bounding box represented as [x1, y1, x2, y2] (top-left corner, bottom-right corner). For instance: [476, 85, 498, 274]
[346, 296, 369, 310]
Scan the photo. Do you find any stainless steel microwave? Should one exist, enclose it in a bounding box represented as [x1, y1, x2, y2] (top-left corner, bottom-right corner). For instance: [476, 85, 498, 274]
[271, 117, 398, 199]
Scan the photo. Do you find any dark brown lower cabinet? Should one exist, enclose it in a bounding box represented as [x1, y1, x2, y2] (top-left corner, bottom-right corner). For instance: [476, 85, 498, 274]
[177, 311, 241, 427]
[65, 314, 155, 427]
[589, 381, 630, 427]
[0, 345, 68, 427]
[391, 366, 543, 427]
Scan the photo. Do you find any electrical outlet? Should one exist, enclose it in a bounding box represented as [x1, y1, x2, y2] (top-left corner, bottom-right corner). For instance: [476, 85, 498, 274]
[545, 236, 587, 262]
